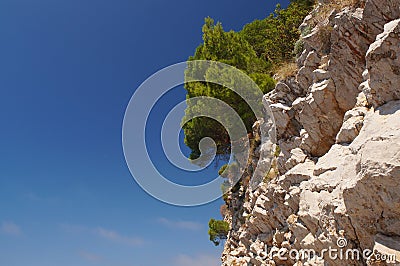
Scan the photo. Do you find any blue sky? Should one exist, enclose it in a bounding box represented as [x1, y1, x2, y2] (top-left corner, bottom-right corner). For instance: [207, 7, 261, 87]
[0, 0, 289, 265]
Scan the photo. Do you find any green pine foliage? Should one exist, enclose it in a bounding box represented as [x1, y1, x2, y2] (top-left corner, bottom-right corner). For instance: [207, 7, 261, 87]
[208, 219, 230, 246]
[183, 1, 314, 160]
[241, 0, 314, 64]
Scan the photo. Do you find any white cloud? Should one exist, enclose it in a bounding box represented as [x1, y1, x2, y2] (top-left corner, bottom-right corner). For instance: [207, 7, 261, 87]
[94, 227, 144, 246]
[173, 254, 220, 266]
[79, 250, 104, 263]
[157, 217, 203, 231]
[60, 223, 144, 247]
[0, 221, 22, 236]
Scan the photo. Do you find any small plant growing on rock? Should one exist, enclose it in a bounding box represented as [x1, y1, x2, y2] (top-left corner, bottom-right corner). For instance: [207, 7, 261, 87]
[294, 25, 312, 57]
[208, 219, 230, 246]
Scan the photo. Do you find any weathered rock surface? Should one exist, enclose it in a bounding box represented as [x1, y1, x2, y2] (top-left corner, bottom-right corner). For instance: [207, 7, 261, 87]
[222, 0, 400, 265]
[364, 19, 400, 108]
[336, 107, 367, 144]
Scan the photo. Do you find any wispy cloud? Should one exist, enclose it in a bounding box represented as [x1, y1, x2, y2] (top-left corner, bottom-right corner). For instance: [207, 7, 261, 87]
[173, 254, 220, 266]
[94, 227, 144, 246]
[59, 223, 144, 247]
[0, 221, 22, 236]
[79, 250, 104, 263]
[157, 217, 203, 231]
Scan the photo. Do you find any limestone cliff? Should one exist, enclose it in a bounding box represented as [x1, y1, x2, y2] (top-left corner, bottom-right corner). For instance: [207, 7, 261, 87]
[221, 0, 400, 265]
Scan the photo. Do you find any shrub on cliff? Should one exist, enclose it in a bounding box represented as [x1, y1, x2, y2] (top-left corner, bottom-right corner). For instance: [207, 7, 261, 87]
[241, 0, 314, 65]
[208, 219, 229, 246]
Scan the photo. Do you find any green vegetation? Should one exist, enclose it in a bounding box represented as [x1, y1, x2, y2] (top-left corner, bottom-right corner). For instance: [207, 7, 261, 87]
[219, 162, 240, 202]
[240, 0, 314, 65]
[208, 219, 230, 246]
[294, 25, 312, 57]
[274, 145, 281, 157]
[183, 0, 315, 160]
[183, 17, 271, 160]
[218, 164, 229, 177]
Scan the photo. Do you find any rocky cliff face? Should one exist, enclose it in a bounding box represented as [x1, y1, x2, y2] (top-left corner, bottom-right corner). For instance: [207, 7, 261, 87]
[221, 0, 400, 265]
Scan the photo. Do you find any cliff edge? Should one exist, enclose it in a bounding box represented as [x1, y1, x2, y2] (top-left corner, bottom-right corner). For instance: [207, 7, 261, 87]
[222, 0, 400, 265]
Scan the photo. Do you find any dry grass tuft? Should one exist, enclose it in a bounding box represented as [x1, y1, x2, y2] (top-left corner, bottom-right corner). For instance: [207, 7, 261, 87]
[273, 62, 298, 81]
[310, 0, 364, 26]
[264, 158, 279, 183]
[330, 0, 364, 9]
